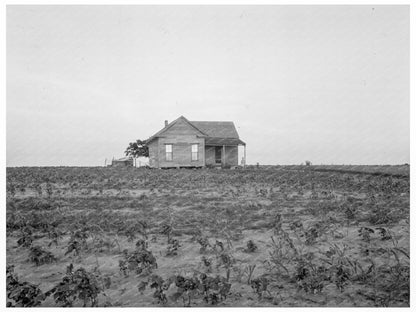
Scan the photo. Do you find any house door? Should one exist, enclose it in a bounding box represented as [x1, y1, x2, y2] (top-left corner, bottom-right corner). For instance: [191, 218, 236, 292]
[215, 146, 222, 164]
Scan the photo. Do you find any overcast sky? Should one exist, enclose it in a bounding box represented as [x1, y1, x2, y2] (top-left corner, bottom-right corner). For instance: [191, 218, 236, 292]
[7, 5, 409, 166]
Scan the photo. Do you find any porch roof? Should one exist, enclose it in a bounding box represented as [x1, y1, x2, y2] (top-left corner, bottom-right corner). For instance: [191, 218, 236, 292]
[204, 137, 246, 146]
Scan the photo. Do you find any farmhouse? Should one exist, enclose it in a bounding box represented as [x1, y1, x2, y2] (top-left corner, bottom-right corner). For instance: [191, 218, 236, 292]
[146, 116, 246, 168]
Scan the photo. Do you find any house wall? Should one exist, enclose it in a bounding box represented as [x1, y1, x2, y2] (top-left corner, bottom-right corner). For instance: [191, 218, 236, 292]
[226, 146, 238, 166]
[149, 118, 206, 168]
[205, 146, 216, 165]
[205, 145, 238, 167]
[148, 140, 159, 168]
[157, 136, 205, 167]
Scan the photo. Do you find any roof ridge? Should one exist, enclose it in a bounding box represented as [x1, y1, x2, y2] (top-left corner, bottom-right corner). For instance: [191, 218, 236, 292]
[191, 121, 234, 124]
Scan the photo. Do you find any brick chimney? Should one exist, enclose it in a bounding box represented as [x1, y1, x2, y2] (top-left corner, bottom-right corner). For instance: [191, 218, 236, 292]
[165, 120, 168, 127]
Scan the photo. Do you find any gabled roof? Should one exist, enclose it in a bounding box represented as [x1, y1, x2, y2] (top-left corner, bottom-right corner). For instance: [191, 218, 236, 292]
[147, 116, 245, 145]
[146, 116, 208, 143]
[190, 121, 240, 138]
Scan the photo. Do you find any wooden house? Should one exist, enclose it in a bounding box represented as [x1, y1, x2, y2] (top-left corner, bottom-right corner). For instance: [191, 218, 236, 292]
[146, 116, 246, 168]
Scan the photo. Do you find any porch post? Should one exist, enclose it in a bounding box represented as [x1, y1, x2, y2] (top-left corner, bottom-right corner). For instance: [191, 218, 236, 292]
[244, 144, 246, 169]
[222, 145, 225, 168]
[202, 139, 206, 168]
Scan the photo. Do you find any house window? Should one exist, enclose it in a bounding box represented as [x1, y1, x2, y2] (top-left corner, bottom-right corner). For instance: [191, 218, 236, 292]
[191, 144, 198, 161]
[165, 144, 173, 161]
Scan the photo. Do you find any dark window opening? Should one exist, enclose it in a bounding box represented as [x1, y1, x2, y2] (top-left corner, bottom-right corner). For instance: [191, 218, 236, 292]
[215, 146, 222, 164]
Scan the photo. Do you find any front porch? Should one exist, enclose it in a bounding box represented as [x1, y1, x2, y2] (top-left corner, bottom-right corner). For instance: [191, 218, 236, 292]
[204, 137, 246, 168]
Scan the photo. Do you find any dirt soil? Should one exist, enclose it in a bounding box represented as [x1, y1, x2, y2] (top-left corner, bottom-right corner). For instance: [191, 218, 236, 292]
[6, 166, 410, 307]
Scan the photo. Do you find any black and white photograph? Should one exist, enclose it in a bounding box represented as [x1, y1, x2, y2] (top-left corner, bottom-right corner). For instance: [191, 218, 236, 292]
[4, 3, 412, 308]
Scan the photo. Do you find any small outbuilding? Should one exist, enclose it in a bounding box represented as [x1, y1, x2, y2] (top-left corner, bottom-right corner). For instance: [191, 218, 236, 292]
[146, 116, 246, 169]
[111, 156, 134, 167]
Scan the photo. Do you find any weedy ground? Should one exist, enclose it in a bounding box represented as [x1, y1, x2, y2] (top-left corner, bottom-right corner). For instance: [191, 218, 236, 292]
[6, 165, 410, 307]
